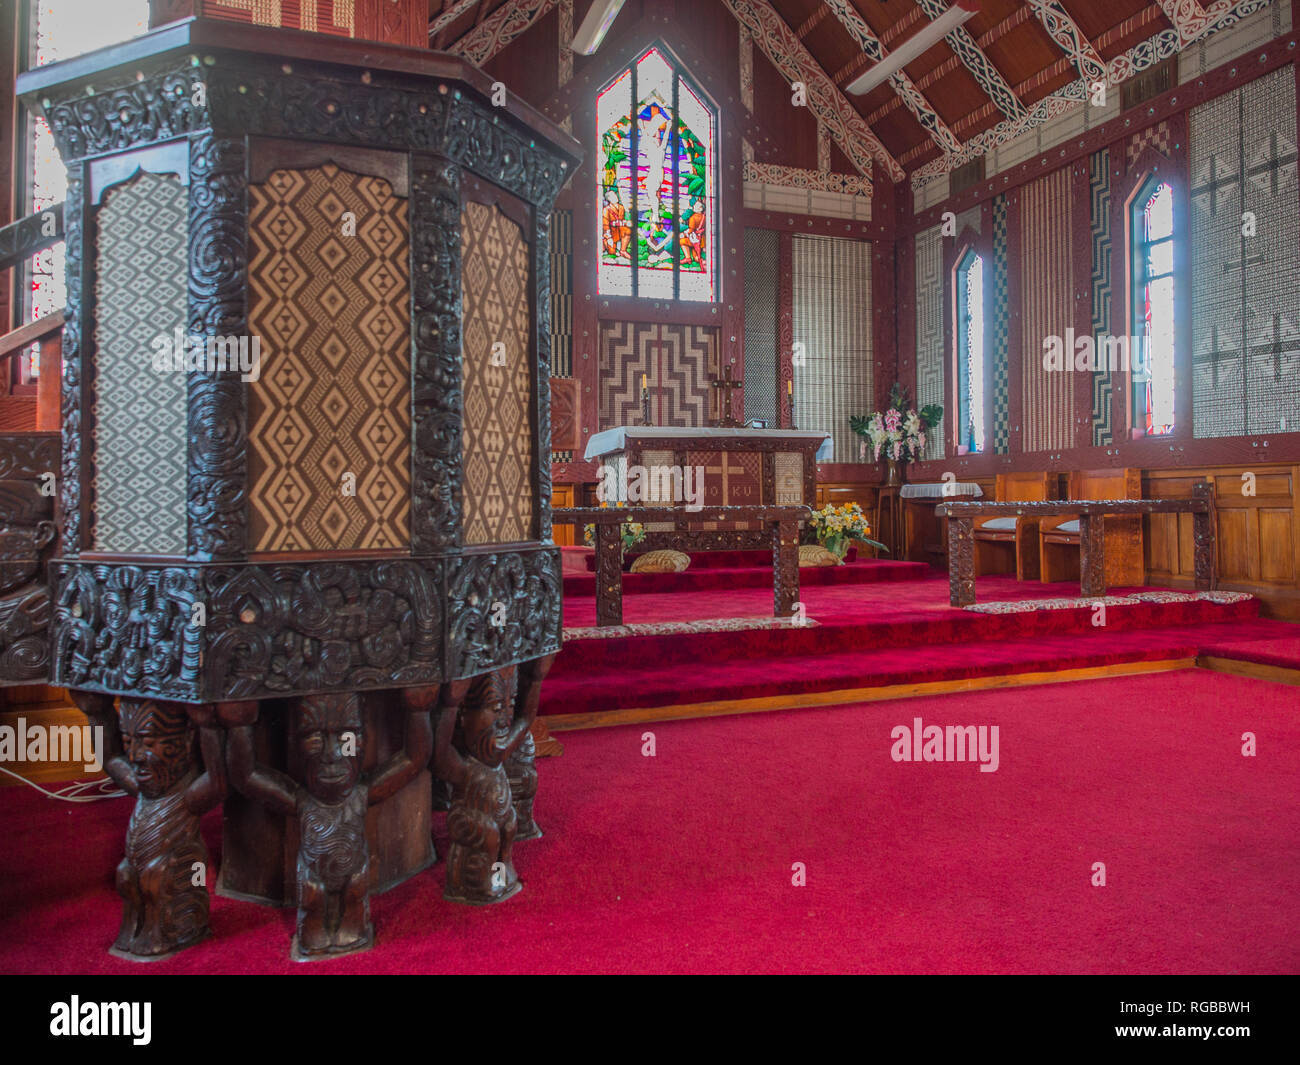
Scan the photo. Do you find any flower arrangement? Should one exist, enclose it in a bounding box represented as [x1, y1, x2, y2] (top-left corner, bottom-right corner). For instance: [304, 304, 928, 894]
[583, 501, 646, 553]
[849, 383, 943, 465]
[806, 502, 887, 560]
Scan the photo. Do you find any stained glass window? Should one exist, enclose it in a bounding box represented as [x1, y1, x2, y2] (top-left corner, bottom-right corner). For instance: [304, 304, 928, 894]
[597, 45, 716, 303]
[956, 249, 985, 454]
[20, 0, 150, 378]
[1131, 180, 1176, 436]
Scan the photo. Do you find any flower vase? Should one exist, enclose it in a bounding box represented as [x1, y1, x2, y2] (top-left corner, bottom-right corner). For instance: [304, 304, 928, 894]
[885, 458, 906, 486]
[822, 535, 848, 562]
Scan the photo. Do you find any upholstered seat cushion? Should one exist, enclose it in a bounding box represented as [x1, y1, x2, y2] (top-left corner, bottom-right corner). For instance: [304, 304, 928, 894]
[979, 517, 1019, 532]
[1055, 519, 1081, 534]
[798, 545, 842, 567]
[629, 549, 691, 573]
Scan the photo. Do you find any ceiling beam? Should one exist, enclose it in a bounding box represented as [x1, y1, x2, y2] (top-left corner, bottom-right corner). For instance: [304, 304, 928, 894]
[913, 0, 1027, 121]
[720, 0, 904, 180]
[975, 5, 1036, 48]
[823, 0, 963, 156]
[429, 0, 482, 43]
[444, 0, 558, 66]
[1025, 0, 1108, 85]
[911, 0, 1266, 187]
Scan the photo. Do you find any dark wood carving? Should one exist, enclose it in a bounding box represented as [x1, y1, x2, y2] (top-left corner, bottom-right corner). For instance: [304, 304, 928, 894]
[558, 506, 810, 627]
[506, 653, 553, 840]
[938, 491, 1216, 605]
[16, 20, 579, 960]
[75, 693, 225, 961]
[410, 154, 463, 555]
[436, 655, 553, 904]
[550, 377, 581, 453]
[186, 133, 248, 562]
[0, 434, 58, 683]
[226, 692, 432, 960]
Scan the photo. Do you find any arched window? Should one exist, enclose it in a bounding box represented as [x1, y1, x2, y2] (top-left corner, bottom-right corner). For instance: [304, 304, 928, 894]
[1131, 179, 1176, 435]
[596, 45, 716, 302]
[955, 249, 985, 454]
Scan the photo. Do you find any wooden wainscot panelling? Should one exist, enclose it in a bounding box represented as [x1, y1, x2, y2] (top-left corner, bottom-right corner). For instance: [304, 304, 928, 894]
[1144, 464, 1300, 618]
[551, 484, 578, 546]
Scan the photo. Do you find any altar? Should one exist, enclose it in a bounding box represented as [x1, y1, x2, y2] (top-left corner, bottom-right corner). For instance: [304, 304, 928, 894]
[585, 426, 831, 551]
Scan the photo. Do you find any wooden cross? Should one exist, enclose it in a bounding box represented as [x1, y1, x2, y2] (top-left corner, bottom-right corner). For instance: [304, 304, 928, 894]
[710, 365, 744, 427]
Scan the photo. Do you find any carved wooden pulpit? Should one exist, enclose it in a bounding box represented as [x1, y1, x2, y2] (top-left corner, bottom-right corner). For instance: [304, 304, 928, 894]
[16, 17, 579, 961]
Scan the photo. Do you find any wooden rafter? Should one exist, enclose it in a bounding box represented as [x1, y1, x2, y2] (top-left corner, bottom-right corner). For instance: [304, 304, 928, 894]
[444, 0, 558, 66]
[721, 0, 904, 180]
[429, 0, 482, 42]
[913, 0, 1027, 121]
[822, 0, 963, 156]
[1026, 0, 1109, 84]
[911, 0, 1272, 186]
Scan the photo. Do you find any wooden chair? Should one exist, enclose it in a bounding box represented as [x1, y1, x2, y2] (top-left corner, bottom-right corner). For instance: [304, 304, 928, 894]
[973, 472, 1054, 580]
[1039, 468, 1144, 587]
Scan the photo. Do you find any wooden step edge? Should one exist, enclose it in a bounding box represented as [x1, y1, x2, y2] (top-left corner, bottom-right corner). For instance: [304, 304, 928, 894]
[544, 658, 1197, 731]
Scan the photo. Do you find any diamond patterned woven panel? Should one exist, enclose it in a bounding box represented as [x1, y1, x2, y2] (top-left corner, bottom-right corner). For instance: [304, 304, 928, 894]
[247, 164, 411, 552]
[1191, 67, 1300, 437]
[461, 200, 535, 546]
[91, 171, 188, 555]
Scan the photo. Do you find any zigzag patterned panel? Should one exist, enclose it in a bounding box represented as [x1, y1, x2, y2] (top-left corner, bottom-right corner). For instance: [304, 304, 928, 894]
[92, 171, 189, 555]
[743, 228, 779, 426]
[1191, 67, 1300, 437]
[549, 208, 573, 462]
[461, 200, 535, 545]
[1089, 149, 1114, 447]
[791, 235, 872, 465]
[990, 195, 1011, 454]
[1019, 167, 1076, 452]
[247, 164, 411, 553]
[914, 225, 945, 461]
[598, 322, 715, 430]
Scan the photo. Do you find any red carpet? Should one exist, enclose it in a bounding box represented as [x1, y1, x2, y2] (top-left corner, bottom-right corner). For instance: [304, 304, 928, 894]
[3, 671, 1297, 973]
[546, 570, 1296, 716]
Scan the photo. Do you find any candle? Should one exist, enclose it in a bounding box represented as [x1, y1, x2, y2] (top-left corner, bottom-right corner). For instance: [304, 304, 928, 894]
[787, 379, 793, 395]
[641, 373, 648, 391]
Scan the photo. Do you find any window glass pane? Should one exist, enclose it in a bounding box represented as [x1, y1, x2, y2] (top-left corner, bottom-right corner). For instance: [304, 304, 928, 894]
[1145, 238, 1173, 278]
[595, 46, 715, 303]
[597, 67, 634, 296]
[966, 255, 985, 453]
[677, 78, 714, 301]
[1144, 182, 1173, 240]
[635, 49, 675, 292]
[1146, 275, 1176, 433]
[24, 0, 149, 377]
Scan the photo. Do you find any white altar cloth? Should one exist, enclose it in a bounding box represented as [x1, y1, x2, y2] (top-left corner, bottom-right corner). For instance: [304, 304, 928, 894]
[585, 426, 834, 462]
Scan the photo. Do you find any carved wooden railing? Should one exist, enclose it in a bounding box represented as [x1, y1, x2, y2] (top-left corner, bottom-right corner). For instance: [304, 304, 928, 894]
[554, 505, 811, 627]
[936, 483, 1216, 606]
[0, 205, 66, 685]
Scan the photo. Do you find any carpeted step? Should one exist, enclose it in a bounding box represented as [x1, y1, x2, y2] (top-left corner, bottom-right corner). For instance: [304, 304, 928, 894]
[540, 619, 1293, 717]
[562, 557, 928, 597]
[552, 595, 1264, 673]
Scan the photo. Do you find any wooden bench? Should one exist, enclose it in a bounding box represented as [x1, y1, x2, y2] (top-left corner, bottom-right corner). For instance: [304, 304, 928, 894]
[973, 471, 1054, 581]
[553, 505, 811, 627]
[1038, 469, 1143, 587]
[937, 483, 1215, 607]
